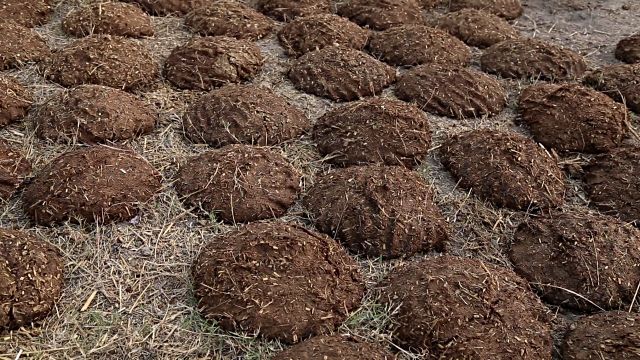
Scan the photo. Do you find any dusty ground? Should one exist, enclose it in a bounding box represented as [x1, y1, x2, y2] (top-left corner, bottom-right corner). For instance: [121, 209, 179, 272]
[0, 0, 639, 359]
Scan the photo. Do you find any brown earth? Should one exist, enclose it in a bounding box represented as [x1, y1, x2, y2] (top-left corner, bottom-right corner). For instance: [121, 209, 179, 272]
[312, 97, 431, 167]
[584, 63, 640, 113]
[481, 38, 587, 81]
[272, 335, 396, 360]
[615, 33, 640, 64]
[184, 1, 274, 40]
[562, 311, 640, 360]
[303, 165, 449, 259]
[440, 129, 565, 210]
[0, 0, 54, 27]
[183, 84, 309, 147]
[0, 21, 50, 70]
[0, 139, 31, 201]
[380, 255, 552, 358]
[47, 35, 158, 90]
[518, 83, 628, 153]
[123, 0, 212, 16]
[61, 2, 154, 38]
[191, 222, 365, 344]
[337, 0, 425, 30]
[23, 146, 162, 225]
[433, 8, 519, 48]
[174, 145, 300, 223]
[396, 64, 507, 119]
[0, 75, 32, 127]
[448, 0, 523, 20]
[368, 24, 471, 67]
[0, 229, 63, 332]
[257, 0, 331, 22]
[278, 14, 369, 57]
[33, 85, 157, 144]
[164, 36, 263, 90]
[510, 210, 640, 312]
[288, 46, 396, 102]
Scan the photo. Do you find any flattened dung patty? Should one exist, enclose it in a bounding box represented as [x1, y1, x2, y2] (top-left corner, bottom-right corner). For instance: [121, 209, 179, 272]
[47, 35, 158, 90]
[192, 222, 365, 344]
[615, 33, 640, 64]
[395, 65, 507, 119]
[440, 129, 565, 210]
[481, 38, 586, 81]
[278, 14, 369, 57]
[0, 75, 32, 127]
[518, 83, 628, 153]
[337, 0, 425, 30]
[174, 145, 300, 223]
[449, 0, 523, 20]
[380, 255, 552, 357]
[164, 36, 263, 91]
[23, 146, 162, 225]
[0, 21, 50, 70]
[0, 229, 63, 331]
[288, 46, 396, 102]
[0, 139, 31, 200]
[257, 0, 331, 22]
[433, 9, 519, 48]
[33, 85, 157, 144]
[124, 0, 213, 16]
[272, 335, 395, 360]
[584, 146, 640, 224]
[303, 165, 449, 259]
[562, 311, 640, 360]
[185, 1, 274, 40]
[510, 211, 640, 312]
[584, 63, 640, 113]
[313, 97, 431, 167]
[0, 0, 54, 27]
[62, 2, 154, 38]
[183, 84, 309, 147]
[368, 24, 471, 67]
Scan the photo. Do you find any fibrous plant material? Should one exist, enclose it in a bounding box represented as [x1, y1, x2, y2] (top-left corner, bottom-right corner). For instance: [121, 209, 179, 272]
[184, 1, 274, 40]
[272, 335, 396, 360]
[257, 0, 331, 22]
[0, 21, 50, 70]
[615, 33, 640, 64]
[433, 8, 519, 48]
[337, 0, 425, 30]
[0, 139, 31, 200]
[62, 2, 154, 38]
[583, 63, 640, 113]
[124, 0, 214, 16]
[0, 0, 54, 27]
[0, 74, 32, 127]
[449, 0, 524, 20]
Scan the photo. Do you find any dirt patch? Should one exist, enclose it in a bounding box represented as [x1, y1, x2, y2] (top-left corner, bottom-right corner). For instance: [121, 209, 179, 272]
[396, 65, 507, 119]
[615, 33, 640, 64]
[584, 63, 640, 113]
[288, 46, 396, 102]
[33, 84, 157, 144]
[562, 311, 640, 360]
[23, 146, 162, 225]
[303, 165, 449, 259]
[175, 145, 300, 223]
[0, 21, 50, 70]
[164, 36, 263, 91]
[278, 13, 369, 57]
[0, 139, 31, 200]
[257, 0, 331, 22]
[192, 222, 365, 344]
[449, 0, 523, 19]
[123, 0, 211, 16]
[518, 83, 628, 153]
[380, 255, 552, 357]
[368, 24, 471, 67]
[481, 38, 587, 81]
[272, 335, 395, 360]
[184, 1, 274, 40]
[61, 2, 154, 38]
[313, 97, 431, 167]
[47, 35, 158, 90]
[441, 129, 565, 210]
[337, 0, 425, 30]
[584, 146, 640, 224]
[433, 9, 519, 48]
[510, 210, 640, 312]
[0, 0, 54, 27]
[0, 75, 32, 127]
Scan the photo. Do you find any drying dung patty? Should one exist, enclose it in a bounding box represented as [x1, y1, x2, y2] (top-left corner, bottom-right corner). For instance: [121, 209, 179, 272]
[278, 14, 369, 57]
[62, 2, 154, 38]
[0, 21, 50, 70]
[192, 222, 365, 343]
[481, 38, 587, 81]
[395, 65, 507, 119]
[368, 24, 471, 67]
[0, 75, 32, 127]
[615, 33, 640, 64]
[47, 35, 158, 90]
[313, 97, 431, 167]
[380, 255, 552, 357]
[510, 211, 640, 311]
[184, 1, 274, 40]
[440, 129, 565, 210]
[584, 63, 640, 113]
[0, 139, 31, 200]
[23, 146, 162, 225]
[174, 145, 300, 223]
[337, 0, 425, 30]
[303, 165, 449, 259]
[0, 229, 64, 331]
[33, 85, 157, 144]
[257, 0, 331, 22]
[562, 311, 640, 360]
[0, 0, 54, 27]
[518, 83, 627, 153]
[288, 46, 396, 102]
[433, 9, 519, 48]
[449, 0, 523, 20]
[183, 84, 309, 147]
[124, 0, 213, 16]
[272, 335, 395, 360]
[164, 36, 263, 91]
